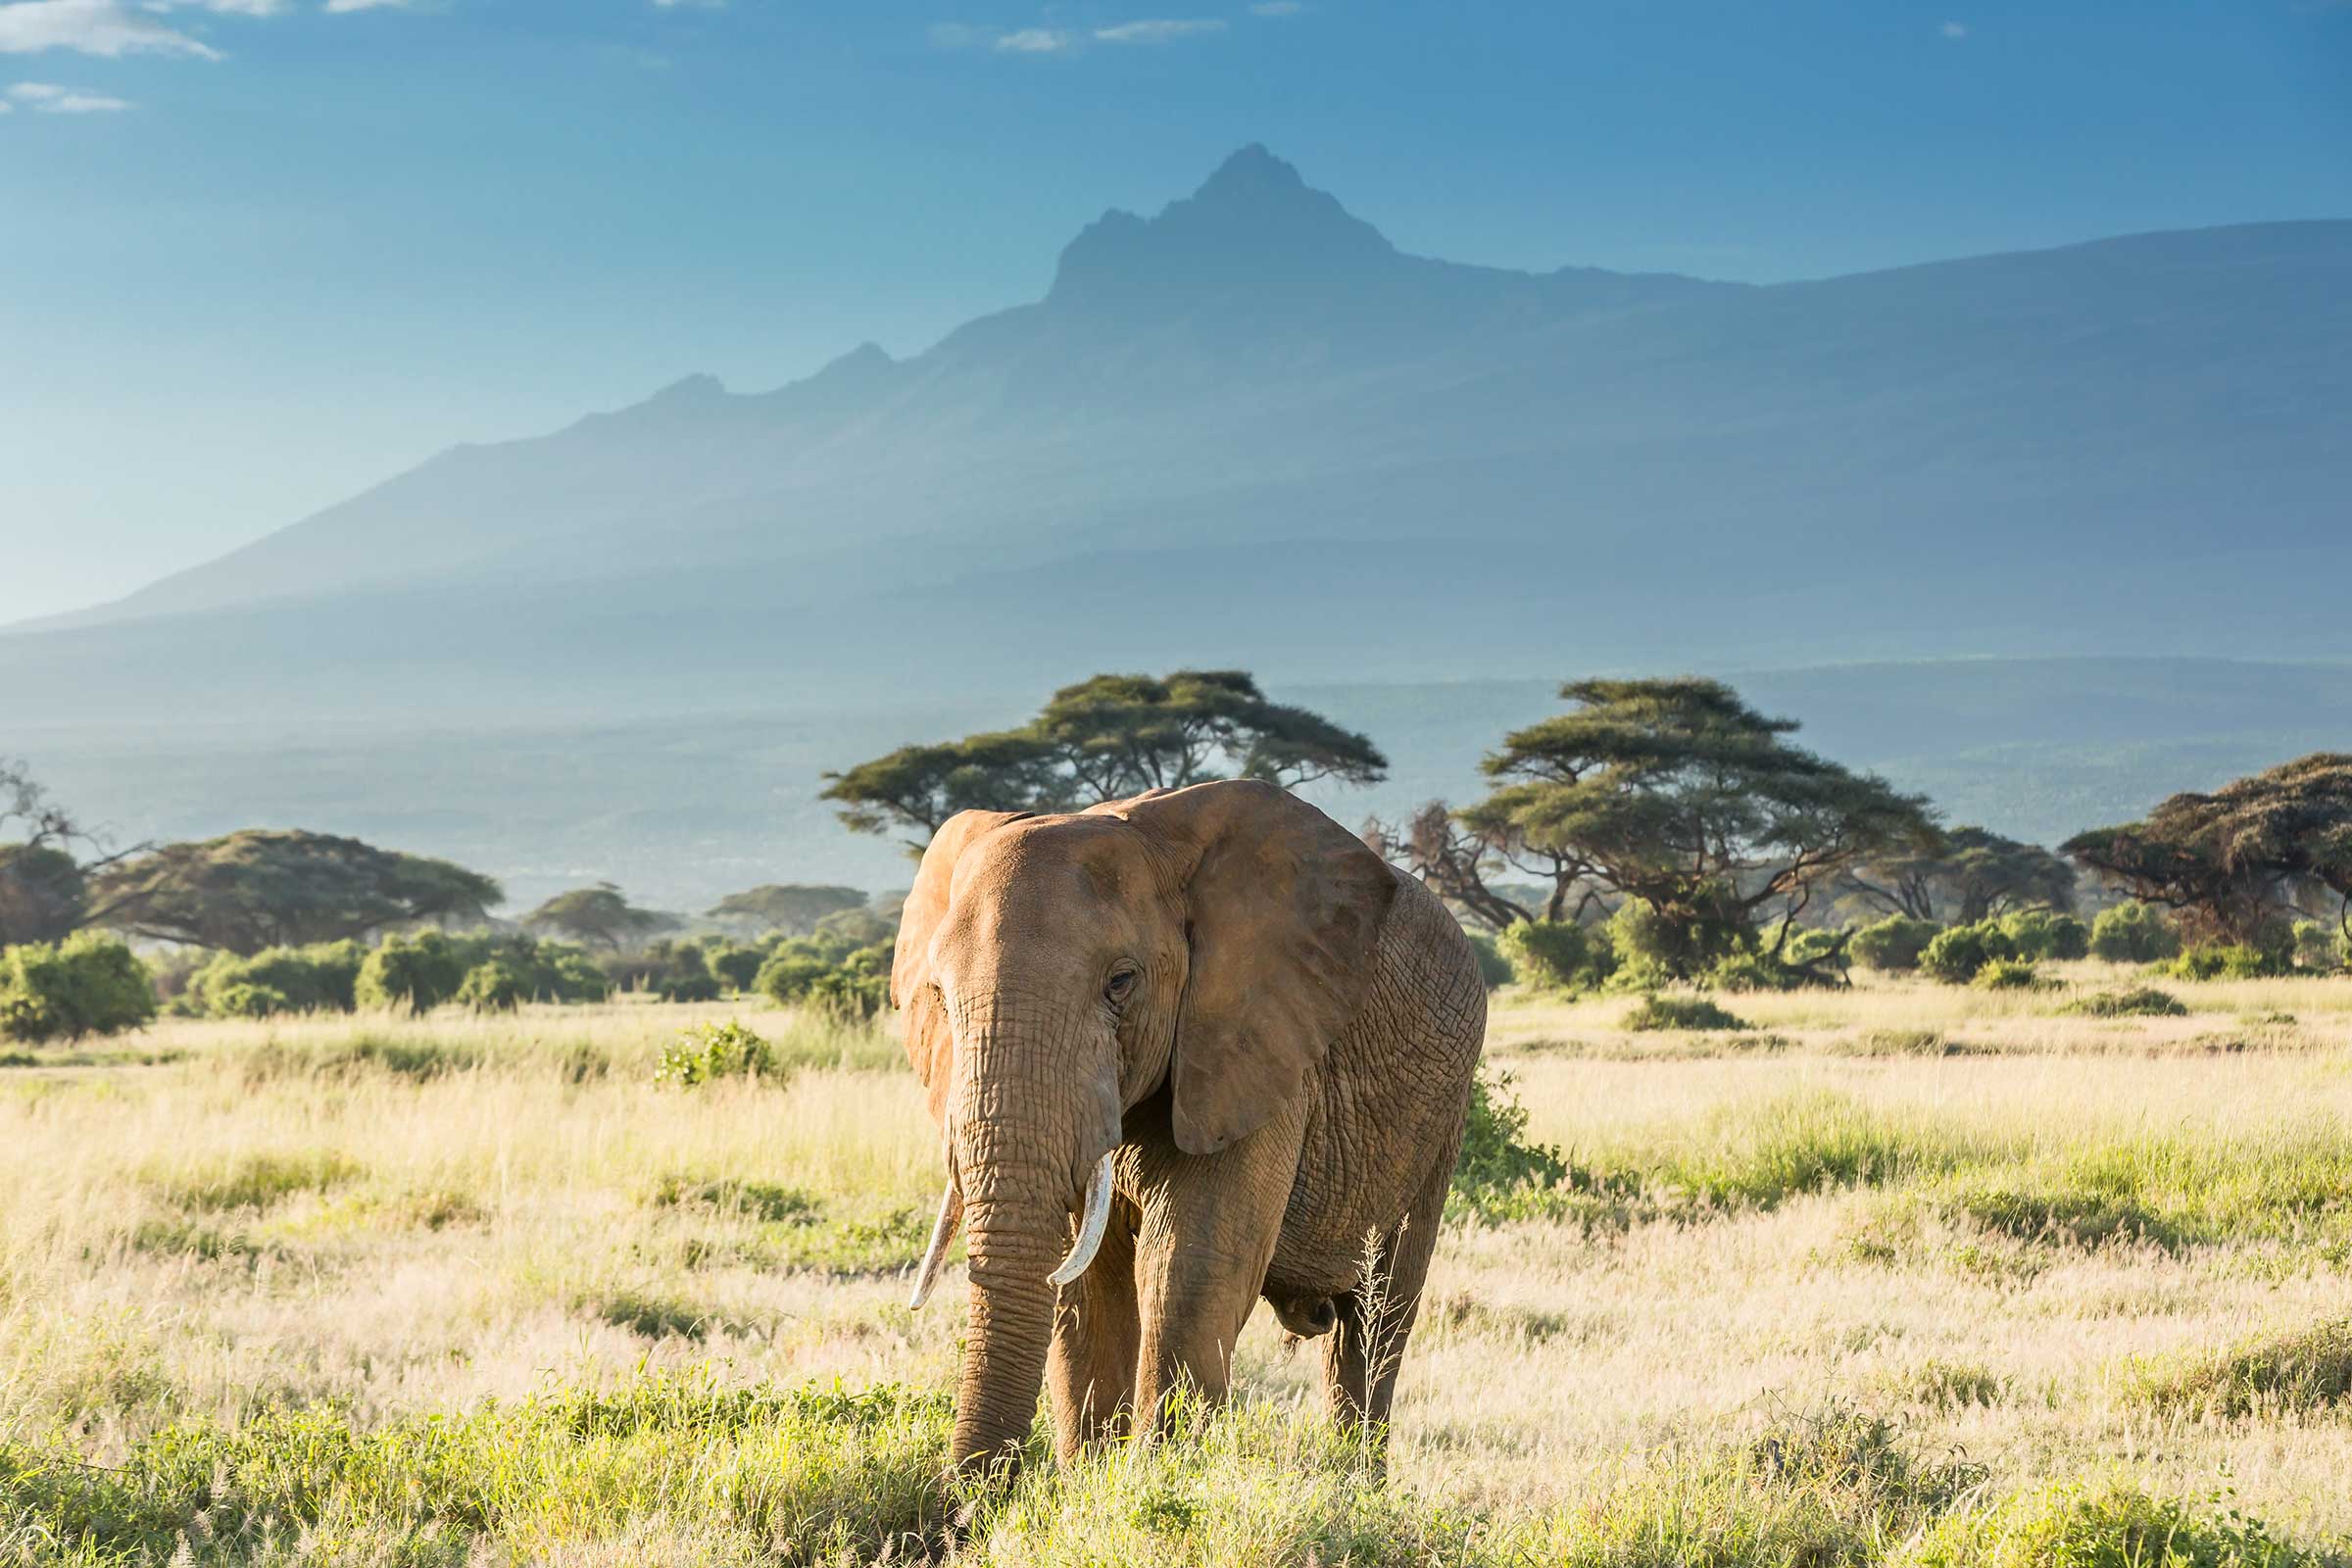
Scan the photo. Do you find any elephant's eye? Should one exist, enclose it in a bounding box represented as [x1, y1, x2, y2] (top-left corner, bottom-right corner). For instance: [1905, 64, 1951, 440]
[1103, 966, 1140, 1005]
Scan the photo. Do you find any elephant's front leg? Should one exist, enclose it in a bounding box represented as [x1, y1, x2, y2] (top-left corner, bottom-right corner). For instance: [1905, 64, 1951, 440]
[1047, 1196, 1142, 1461]
[1130, 1106, 1307, 1431]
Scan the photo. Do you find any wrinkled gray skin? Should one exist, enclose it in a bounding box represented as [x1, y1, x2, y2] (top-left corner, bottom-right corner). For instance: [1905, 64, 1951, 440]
[894, 779, 1485, 1473]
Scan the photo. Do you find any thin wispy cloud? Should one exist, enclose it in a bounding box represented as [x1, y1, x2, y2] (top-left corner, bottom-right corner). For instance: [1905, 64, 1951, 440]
[322, 0, 424, 12]
[934, 16, 1233, 56]
[1250, 2, 1304, 15]
[0, 0, 222, 59]
[1940, 20, 1968, 38]
[995, 25, 1072, 53]
[9, 78, 132, 110]
[1096, 18, 1226, 44]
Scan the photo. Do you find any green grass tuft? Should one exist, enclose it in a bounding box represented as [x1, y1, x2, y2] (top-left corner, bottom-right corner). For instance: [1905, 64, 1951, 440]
[2122, 1318, 2352, 1420]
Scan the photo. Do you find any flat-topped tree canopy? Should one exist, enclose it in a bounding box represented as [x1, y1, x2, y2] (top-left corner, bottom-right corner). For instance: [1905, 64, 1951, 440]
[91, 829, 502, 956]
[822, 669, 1387, 853]
[2066, 753, 2352, 944]
[1459, 677, 1939, 972]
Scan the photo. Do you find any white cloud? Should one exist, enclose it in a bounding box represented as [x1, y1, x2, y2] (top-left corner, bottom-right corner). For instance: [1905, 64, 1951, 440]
[994, 25, 1072, 52]
[1940, 20, 1968, 38]
[0, 0, 221, 58]
[322, 0, 424, 12]
[1250, 1, 1303, 15]
[1095, 17, 1225, 43]
[651, 0, 724, 8]
[9, 77, 133, 109]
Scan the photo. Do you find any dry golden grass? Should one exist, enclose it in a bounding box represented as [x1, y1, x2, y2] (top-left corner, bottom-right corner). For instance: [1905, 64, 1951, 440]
[6, 970, 2352, 1563]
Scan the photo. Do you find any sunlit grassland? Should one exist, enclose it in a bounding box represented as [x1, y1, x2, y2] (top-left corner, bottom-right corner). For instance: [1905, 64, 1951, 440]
[5, 973, 2352, 1564]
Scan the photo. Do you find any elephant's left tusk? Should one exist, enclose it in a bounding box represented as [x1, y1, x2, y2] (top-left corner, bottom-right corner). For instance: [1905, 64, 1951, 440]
[1050, 1152, 1116, 1289]
[906, 1182, 963, 1310]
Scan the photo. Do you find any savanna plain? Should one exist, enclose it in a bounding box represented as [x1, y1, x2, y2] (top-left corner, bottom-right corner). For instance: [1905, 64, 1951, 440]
[8, 969, 2352, 1566]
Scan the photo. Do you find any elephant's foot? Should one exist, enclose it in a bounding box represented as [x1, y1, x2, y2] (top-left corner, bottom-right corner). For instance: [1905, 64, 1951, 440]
[1269, 1292, 1339, 1339]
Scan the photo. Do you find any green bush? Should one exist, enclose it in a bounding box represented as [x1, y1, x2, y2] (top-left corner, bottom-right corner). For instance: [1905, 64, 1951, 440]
[1449, 1069, 1571, 1222]
[210, 981, 295, 1019]
[357, 932, 468, 1012]
[1496, 919, 1614, 993]
[453, 958, 527, 1013]
[1999, 909, 2088, 961]
[1970, 959, 2043, 991]
[2062, 986, 2189, 1018]
[2089, 901, 2180, 963]
[1623, 994, 1751, 1032]
[1850, 914, 1940, 972]
[655, 1019, 777, 1086]
[358, 932, 607, 1013]
[1602, 891, 1742, 988]
[1919, 921, 2016, 985]
[2291, 921, 2347, 974]
[189, 940, 365, 1017]
[2166, 944, 2290, 982]
[1461, 929, 1514, 990]
[0, 932, 157, 1044]
[706, 941, 767, 994]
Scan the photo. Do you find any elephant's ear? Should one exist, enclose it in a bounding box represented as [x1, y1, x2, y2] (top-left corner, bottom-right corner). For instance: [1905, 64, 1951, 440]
[1112, 780, 1397, 1156]
[893, 808, 1028, 1123]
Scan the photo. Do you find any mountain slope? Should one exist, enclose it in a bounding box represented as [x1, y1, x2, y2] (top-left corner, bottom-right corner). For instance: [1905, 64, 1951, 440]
[5, 147, 2347, 723]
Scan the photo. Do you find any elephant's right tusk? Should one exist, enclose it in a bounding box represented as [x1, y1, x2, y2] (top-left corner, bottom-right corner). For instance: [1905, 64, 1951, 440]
[1050, 1152, 1116, 1289]
[906, 1182, 963, 1310]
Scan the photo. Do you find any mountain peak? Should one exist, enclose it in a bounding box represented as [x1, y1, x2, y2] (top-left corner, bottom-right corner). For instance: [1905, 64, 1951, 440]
[1048, 145, 1396, 310]
[1194, 143, 1307, 203]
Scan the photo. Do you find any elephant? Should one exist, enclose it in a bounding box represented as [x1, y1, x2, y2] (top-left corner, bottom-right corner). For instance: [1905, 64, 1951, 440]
[892, 777, 1487, 1474]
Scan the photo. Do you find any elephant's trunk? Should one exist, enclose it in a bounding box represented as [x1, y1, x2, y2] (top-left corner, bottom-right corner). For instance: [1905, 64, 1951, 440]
[945, 1000, 1119, 1474]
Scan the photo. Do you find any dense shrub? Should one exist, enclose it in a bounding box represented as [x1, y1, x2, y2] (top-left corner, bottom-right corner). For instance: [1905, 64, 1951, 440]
[613, 939, 721, 1003]
[1449, 1070, 1569, 1222]
[0, 932, 157, 1044]
[1849, 914, 1940, 972]
[1604, 893, 1740, 989]
[1623, 994, 1751, 1032]
[2062, 986, 2189, 1018]
[188, 940, 365, 1017]
[1970, 959, 2044, 991]
[357, 932, 468, 1012]
[1998, 909, 2088, 961]
[1496, 919, 1614, 993]
[706, 941, 767, 994]
[2292, 920, 2348, 974]
[453, 958, 528, 1013]
[655, 1019, 777, 1086]
[2165, 943, 2291, 982]
[358, 932, 607, 1013]
[1461, 929, 1514, 990]
[2089, 901, 2180, 963]
[1919, 921, 2016, 984]
[755, 935, 895, 1017]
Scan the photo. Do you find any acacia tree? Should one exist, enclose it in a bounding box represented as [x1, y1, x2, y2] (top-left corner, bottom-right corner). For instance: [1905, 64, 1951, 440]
[0, 759, 145, 946]
[91, 830, 502, 956]
[2064, 754, 2352, 945]
[1456, 678, 1938, 974]
[822, 669, 1387, 850]
[1843, 825, 2077, 924]
[1361, 801, 1600, 932]
[523, 883, 676, 951]
[706, 884, 868, 936]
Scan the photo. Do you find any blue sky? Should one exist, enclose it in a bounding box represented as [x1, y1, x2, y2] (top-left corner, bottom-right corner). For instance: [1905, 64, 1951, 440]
[3, 0, 2346, 624]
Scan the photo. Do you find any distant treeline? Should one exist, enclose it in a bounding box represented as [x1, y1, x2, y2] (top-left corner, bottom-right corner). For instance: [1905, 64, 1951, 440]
[4, 668, 2347, 1044]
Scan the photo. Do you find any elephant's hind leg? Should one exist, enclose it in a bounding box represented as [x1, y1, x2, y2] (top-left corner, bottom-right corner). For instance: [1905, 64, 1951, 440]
[1048, 1197, 1142, 1462]
[1323, 1152, 1449, 1450]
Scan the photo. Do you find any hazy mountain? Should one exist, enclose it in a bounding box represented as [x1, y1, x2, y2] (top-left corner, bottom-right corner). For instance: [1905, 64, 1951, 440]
[5, 145, 2347, 728]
